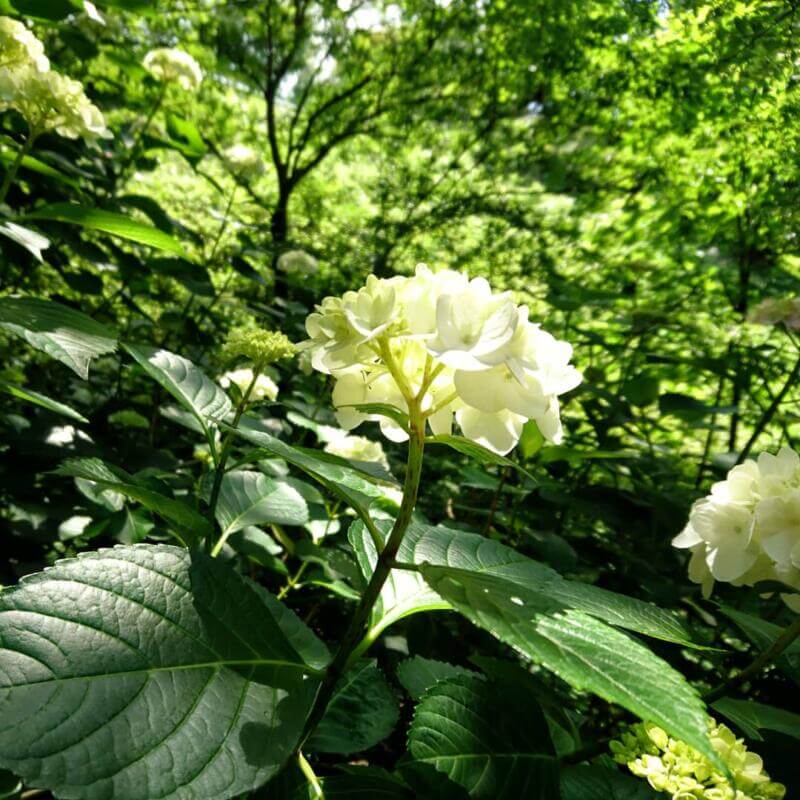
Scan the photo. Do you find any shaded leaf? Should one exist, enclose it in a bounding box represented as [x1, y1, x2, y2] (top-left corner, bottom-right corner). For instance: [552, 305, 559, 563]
[308, 660, 399, 755]
[408, 674, 558, 799]
[397, 656, 478, 701]
[0, 545, 328, 800]
[0, 379, 88, 422]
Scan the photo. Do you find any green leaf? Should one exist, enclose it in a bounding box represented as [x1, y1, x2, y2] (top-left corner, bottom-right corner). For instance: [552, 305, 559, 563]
[408, 674, 559, 799]
[712, 697, 800, 741]
[397, 656, 477, 700]
[0, 544, 329, 800]
[308, 660, 399, 755]
[561, 765, 659, 799]
[124, 343, 231, 431]
[212, 471, 309, 534]
[55, 457, 212, 545]
[350, 519, 698, 648]
[228, 527, 288, 574]
[0, 145, 80, 189]
[719, 607, 800, 683]
[343, 402, 410, 430]
[420, 565, 720, 771]
[426, 435, 536, 481]
[0, 221, 49, 262]
[0, 296, 117, 379]
[23, 203, 188, 256]
[0, 379, 88, 422]
[232, 420, 396, 530]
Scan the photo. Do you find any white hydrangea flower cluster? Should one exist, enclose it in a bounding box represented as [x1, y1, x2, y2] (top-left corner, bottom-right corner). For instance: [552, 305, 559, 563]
[0, 16, 49, 72]
[673, 447, 800, 611]
[304, 264, 581, 455]
[223, 144, 264, 179]
[324, 434, 389, 468]
[142, 48, 203, 91]
[219, 368, 278, 402]
[0, 16, 109, 141]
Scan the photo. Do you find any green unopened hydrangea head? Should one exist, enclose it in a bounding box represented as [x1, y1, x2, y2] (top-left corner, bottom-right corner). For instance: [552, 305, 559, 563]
[221, 328, 295, 370]
[610, 721, 785, 800]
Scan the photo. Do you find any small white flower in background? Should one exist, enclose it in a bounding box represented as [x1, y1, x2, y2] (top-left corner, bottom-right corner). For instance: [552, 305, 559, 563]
[0, 17, 49, 72]
[83, 2, 105, 24]
[222, 144, 264, 179]
[748, 297, 800, 331]
[45, 425, 92, 446]
[324, 434, 389, 469]
[219, 368, 279, 402]
[673, 446, 800, 611]
[278, 249, 319, 276]
[303, 263, 582, 455]
[142, 48, 203, 91]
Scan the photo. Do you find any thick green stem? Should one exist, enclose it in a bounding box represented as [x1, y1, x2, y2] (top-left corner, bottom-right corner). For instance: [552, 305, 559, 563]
[0, 132, 36, 207]
[296, 410, 426, 749]
[704, 615, 800, 702]
[206, 369, 260, 552]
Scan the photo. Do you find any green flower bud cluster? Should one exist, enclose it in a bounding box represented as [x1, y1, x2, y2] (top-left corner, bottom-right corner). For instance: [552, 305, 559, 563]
[221, 327, 296, 370]
[0, 16, 109, 141]
[610, 721, 785, 800]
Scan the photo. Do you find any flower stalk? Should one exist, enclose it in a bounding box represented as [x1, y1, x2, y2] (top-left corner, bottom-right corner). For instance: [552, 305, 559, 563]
[0, 132, 36, 207]
[297, 403, 426, 750]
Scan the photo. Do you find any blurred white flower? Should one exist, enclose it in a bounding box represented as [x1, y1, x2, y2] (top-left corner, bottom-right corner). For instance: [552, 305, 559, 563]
[222, 143, 264, 179]
[324, 434, 389, 468]
[0, 17, 49, 72]
[748, 297, 800, 330]
[0, 66, 110, 140]
[142, 48, 203, 91]
[673, 446, 800, 610]
[277, 249, 319, 276]
[303, 263, 581, 455]
[219, 368, 278, 402]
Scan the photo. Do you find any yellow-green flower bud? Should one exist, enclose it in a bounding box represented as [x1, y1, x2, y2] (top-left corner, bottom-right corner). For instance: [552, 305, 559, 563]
[221, 327, 295, 369]
[610, 720, 785, 800]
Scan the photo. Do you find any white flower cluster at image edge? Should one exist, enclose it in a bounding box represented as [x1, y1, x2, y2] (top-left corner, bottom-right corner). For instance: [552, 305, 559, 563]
[0, 16, 109, 141]
[673, 447, 800, 611]
[303, 264, 582, 455]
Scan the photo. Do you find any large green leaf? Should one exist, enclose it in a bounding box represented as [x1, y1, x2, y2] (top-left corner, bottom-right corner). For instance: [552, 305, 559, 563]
[0, 379, 88, 422]
[24, 203, 187, 256]
[124, 344, 231, 431]
[712, 698, 800, 741]
[308, 660, 399, 755]
[421, 565, 720, 771]
[0, 221, 50, 262]
[0, 296, 117, 379]
[56, 457, 212, 545]
[0, 544, 329, 800]
[233, 420, 396, 530]
[560, 765, 659, 799]
[407, 674, 559, 799]
[212, 471, 309, 534]
[349, 519, 697, 648]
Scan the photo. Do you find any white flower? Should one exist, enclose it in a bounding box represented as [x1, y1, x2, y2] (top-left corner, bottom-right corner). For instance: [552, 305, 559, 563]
[0, 67, 110, 140]
[324, 434, 389, 468]
[222, 143, 264, 179]
[142, 48, 203, 91]
[278, 249, 319, 276]
[0, 17, 49, 72]
[674, 446, 800, 610]
[748, 297, 800, 331]
[427, 276, 519, 371]
[218, 368, 278, 402]
[303, 264, 581, 454]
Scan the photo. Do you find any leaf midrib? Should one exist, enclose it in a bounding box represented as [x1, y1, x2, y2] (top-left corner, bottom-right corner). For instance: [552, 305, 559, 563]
[0, 657, 321, 690]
